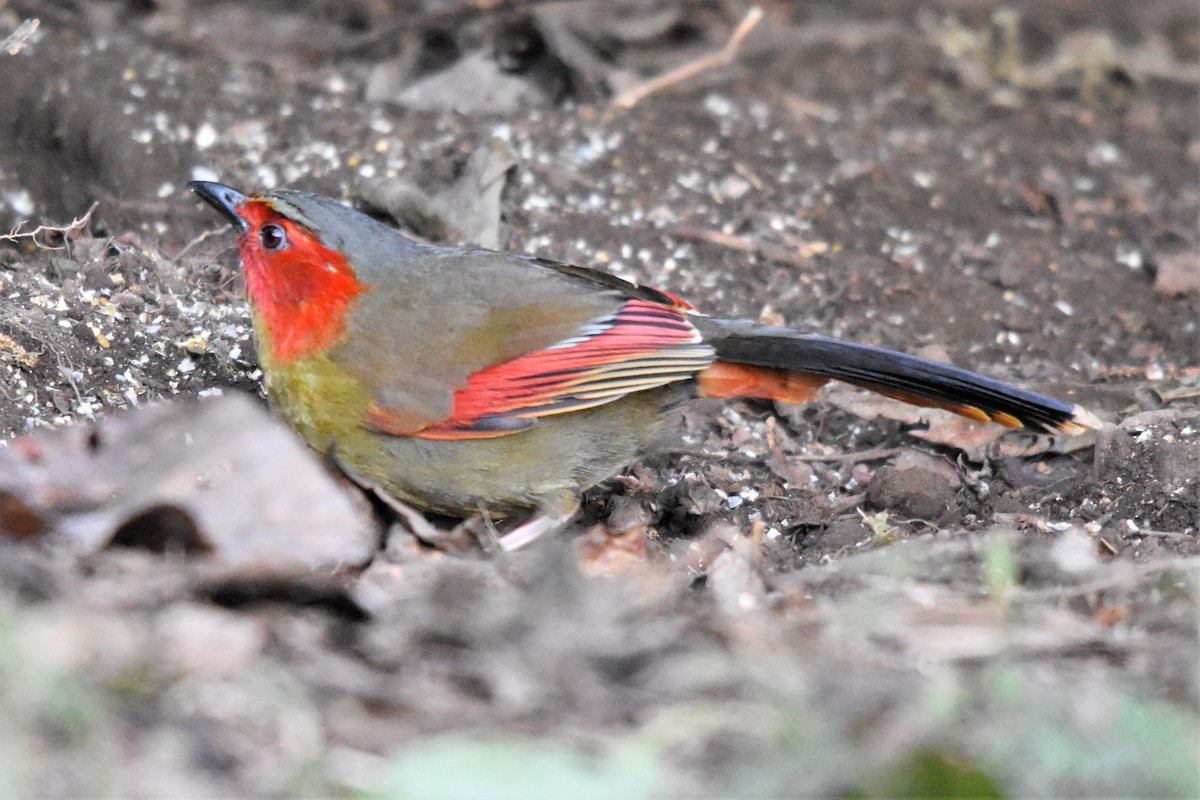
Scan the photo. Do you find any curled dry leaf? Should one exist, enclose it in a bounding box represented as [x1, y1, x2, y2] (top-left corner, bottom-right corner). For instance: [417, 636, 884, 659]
[0, 393, 379, 575]
[575, 522, 651, 579]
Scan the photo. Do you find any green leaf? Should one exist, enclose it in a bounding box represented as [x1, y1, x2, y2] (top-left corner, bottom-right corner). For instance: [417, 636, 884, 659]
[860, 749, 1006, 799]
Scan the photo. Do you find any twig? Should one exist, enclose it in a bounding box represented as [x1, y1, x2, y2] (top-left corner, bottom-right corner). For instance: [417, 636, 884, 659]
[1, 19, 39, 56]
[0, 201, 99, 250]
[605, 6, 764, 119]
[1135, 528, 1193, 540]
[829, 492, 867, 515]
[53, 352, 87, 417]
[173, 227, 227, 263]
[668, 223, 816, 269]
[790, 446, 902, 464]
[1156, 384, 1200, 403]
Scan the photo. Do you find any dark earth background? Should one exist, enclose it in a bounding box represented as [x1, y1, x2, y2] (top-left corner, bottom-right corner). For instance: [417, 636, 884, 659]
[0, 1, 1198, 797]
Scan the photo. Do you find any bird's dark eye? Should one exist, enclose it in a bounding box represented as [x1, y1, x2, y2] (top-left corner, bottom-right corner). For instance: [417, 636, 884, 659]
[259, 224, 288, 251]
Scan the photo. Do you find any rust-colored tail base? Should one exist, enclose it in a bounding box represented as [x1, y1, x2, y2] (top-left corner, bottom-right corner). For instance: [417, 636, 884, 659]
[696, 362, 826, 405]
[692, 318, 1098, 436]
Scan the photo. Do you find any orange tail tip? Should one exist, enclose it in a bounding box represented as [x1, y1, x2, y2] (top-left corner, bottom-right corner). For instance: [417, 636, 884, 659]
[831, 388, 1100, 436]
[1059, 404, 1102, 435]
[696, 362, 827, 404]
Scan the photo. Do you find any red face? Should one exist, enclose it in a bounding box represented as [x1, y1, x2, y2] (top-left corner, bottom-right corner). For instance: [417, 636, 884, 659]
[234, 199, 365, 364]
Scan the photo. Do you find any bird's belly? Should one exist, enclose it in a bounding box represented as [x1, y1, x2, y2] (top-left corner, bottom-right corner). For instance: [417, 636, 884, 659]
[259, 344, 684, 516]
[333, 389, 681, 516]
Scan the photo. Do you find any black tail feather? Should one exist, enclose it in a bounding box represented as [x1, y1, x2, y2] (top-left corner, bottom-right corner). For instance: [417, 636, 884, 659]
[695, 317, 1096, 435]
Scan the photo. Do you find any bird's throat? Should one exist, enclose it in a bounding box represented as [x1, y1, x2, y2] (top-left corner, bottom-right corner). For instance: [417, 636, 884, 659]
[240, 230, 366, 365]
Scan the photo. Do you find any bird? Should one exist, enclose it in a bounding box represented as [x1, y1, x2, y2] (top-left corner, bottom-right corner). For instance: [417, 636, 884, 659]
[189, 180, 1098, 548]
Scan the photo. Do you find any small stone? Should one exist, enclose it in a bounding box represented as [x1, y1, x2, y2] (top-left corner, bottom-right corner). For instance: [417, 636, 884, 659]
[865, 466, 958, 522]
[1154, 250, 1200, 297]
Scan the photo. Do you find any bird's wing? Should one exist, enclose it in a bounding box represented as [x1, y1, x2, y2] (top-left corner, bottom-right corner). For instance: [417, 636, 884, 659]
[336, 250, 714, 439]
[368, 297, 714, 439]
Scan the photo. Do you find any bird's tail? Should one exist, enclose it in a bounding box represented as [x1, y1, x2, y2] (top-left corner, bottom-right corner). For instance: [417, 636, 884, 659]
[691, 317, 1099, 435]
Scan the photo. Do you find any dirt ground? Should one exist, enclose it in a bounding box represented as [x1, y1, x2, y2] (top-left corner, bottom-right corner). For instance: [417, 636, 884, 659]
[0, 1, 1197, 797]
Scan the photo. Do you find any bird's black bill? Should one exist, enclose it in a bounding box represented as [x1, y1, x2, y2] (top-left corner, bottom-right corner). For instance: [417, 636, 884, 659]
[189, 180, 249, 232]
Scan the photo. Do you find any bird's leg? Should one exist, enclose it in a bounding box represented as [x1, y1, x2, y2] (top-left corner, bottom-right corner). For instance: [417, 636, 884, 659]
[369, 483, 478, 552]
[495, 491, 581, 552]
[327, 449, 480, 551]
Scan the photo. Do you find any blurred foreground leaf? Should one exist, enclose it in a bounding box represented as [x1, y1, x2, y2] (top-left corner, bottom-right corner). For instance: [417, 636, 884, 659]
[364, 736, 664, 800]
[858, 749, 1005, 799]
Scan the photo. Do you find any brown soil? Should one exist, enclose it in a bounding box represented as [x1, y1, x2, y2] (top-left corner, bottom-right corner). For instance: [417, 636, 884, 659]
[0, 2, 1196, 797]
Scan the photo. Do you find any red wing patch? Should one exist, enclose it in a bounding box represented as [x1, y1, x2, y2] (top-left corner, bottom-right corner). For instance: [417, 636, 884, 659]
[411, 299, 714, 440]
